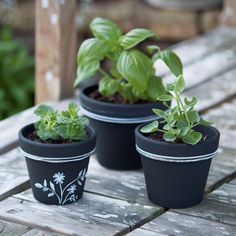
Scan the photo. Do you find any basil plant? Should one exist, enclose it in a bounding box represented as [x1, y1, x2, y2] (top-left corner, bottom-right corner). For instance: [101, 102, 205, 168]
[74, 17, 183, 102]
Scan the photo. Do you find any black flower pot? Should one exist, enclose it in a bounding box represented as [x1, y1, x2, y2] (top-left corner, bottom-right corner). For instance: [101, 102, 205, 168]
[135, 124, 220, 208]
[19, 124, 96, 205]
[79, 85, 168, 170]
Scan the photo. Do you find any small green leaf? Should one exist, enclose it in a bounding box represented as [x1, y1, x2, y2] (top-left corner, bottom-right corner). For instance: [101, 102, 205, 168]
[152, 108, 166, 117]
[188, 110, 200, 123]
[184, 96, 197, 106]
[157, 50, 183, 77]
[98, 76, 120, 96]
[199, 117, 213, 126]
[147, 45, 160, 55]
[68, 102, 79, 119]
[140, 120, 159, 133]
[182, 131, 202, 145]
[120, 29, 155, 49]
[166, 83, 175, 92]
[175, 75, 185, 93]
[157, 94, 173, 102]
[34, 105, 53, 118]
[90, 17, 122, 43]
[163, 132, 176, 142]
[117, 50, 154, 92]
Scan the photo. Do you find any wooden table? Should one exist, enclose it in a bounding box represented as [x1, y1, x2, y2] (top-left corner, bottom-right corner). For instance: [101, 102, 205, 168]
[0, 27, 236, 236]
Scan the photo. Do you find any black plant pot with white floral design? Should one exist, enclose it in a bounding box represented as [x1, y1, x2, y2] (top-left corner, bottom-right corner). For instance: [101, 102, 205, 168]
[19, 123, 96, 205]
[79, 85, 169, 170]
[135, 124, 220, 208]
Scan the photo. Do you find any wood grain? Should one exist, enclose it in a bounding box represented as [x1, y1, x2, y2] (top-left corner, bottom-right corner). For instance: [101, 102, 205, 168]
[35, 0, 77, 103]
[0, 190, 160, 236]
[141, 211, 236, 236]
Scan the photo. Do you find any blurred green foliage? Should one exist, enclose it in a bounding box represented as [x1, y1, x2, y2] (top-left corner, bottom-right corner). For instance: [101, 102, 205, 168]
[0, 27, 34, 120]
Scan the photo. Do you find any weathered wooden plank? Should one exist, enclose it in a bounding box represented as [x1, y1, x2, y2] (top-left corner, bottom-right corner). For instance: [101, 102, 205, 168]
[163, 45, 236, 90]
[156, 27, 236, 75]
[36, 0, 77, 103]
[207, 183, 236, 206]
[141, 211, 236, 236]
[86, 157, 161, 207]
[0, 190, 159, 236]
[184, 67, 236, 112]
[175, 199, 236, 226]
[127, 228, 167, 236]
[0, 220, 62, 236]
[0, 99, 76, 155]
[206, 147, 236, 193]
[222, 0, 236, 26]
[0, 149, 30, 201]
[0, 220, 31, 236]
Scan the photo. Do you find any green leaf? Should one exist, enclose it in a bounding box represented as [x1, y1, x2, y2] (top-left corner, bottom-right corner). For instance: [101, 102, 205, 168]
[156, 50, 183, 77]
[157, 94, 173, 102]
[34, 105, 53, 118]
[166, 83, 175, 92]
[199, 117, 213, 126]
[145, 75, 165, 101]
[147, 45, 160, 55]
[98, 76, 120, 96]
[187, 110, 200, 123]
[184, 96, 197, 106]
[90, 17, 122, 42]
[175, 75, 185, 93]
[140, 120, 159, 133]
[152, 108, 166, 117]
[120, 29, 155, 49]
[75, 59, 100, 86]
[182, 131, 202, 145]
[77, 38, 111, 64]
[163, 132, 176, 142]
[117, 50, 154, 92]
[68, 102, 79, 119]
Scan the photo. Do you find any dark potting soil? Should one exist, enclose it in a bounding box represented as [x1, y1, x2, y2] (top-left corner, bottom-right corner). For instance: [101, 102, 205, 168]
[146, 132, 208, 144]
[26, 130, 81, 144]
[89, 89, 151, 104]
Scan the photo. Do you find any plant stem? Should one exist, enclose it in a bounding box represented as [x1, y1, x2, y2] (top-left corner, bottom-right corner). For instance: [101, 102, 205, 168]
[99, 68, 112, 78]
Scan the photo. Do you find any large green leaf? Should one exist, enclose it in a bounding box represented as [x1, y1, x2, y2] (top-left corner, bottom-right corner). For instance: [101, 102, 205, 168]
[75, 59, 100, 86]
[155, 50, 183, 77]
[175, 75, 185, 93]
[117, 50, 154, 92]
[98, 76, 120, 96]
[90, 17, 122, 43]
[77, 38, 111, 64]
[145, 75, 165, 100]
[120, 29, 155, 49]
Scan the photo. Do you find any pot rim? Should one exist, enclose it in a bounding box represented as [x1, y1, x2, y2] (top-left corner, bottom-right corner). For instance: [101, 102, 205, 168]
[135, 123, 220, 159]
[19, 123, 96, 158]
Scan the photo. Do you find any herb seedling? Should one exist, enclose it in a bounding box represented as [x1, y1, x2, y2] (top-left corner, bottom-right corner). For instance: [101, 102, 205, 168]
[74, 17, 183, 102]
[140, 75, 212, 145]
[34, 103, 89, 141]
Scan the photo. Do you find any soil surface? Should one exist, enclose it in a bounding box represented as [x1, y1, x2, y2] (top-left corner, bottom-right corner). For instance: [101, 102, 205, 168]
[146, 132, 208, 144]
[89, 89, 151, 104]
[26, 130, 81, 144]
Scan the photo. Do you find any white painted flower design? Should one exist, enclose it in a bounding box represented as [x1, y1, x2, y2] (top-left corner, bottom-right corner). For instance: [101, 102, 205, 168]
[53, 172, 65, 184]
[34, 168, 87, 205]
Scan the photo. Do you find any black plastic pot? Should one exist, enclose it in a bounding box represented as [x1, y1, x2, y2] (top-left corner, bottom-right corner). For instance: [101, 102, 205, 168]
[19, 123, 96, 205]
[79, 85, 168, 170]
[135, 124, 220, 208]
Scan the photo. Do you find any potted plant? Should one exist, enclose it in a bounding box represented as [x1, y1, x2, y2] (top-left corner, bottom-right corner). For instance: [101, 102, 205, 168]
[19, 103, 96, 205]
[135, 75, 220, 208]
[75, 17, 182, 170]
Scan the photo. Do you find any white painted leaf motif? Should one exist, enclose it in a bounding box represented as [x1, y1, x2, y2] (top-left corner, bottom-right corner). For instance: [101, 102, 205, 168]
[43, 179, 47, 187]
[48, 192, 54, 197]
[50, 181, 55, 191]
[77, 180, 82, 186]
[35, 183, 43, 188]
